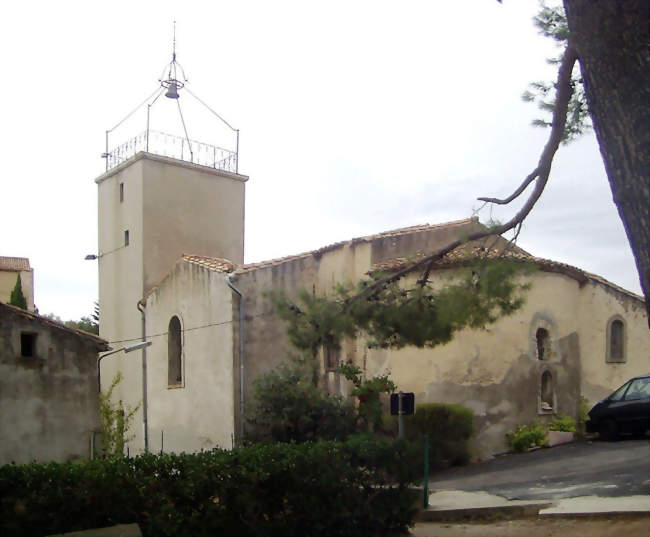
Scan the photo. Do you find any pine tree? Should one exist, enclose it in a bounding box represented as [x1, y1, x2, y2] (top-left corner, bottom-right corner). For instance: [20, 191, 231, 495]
[9, 274, 27, 310]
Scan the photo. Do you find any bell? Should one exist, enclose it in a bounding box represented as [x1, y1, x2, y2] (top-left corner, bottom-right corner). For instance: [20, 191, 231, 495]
[165, 81, 180, 99]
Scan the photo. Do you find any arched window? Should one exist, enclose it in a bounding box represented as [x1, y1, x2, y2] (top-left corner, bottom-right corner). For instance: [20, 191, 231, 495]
[606, 317, 626, 363]
[168, 316, 183, 386]
[536, 328, 551, 360]
[540, 370, 554, 412]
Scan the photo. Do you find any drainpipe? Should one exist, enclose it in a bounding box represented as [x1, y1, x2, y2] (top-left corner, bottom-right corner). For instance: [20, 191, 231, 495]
[137, 299, 149, 453]
[226, 273, 245, 446]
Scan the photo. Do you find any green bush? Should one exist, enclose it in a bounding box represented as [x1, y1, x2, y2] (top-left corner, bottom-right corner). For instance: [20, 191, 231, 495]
[0, 439, 417, 537]
[506, 424, 547, 452]
[411, 403, 474, 468]
[548, 415, 576, 432]
[248, 362, 357, 443]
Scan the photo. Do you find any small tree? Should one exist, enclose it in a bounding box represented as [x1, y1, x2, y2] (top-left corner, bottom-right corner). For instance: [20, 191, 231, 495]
[248, 361, 357, 443]
[98, 372, 140, 456]
[9, 274, 27, 310]
[338, 362, 395, 432]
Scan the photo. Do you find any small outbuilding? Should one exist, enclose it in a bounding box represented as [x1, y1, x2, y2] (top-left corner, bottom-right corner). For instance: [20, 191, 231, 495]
[0, 302, 109, 464]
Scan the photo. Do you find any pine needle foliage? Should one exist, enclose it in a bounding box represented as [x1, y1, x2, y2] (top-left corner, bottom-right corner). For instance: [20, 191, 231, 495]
[9, 274, 28, 310]
[521, 1, 590, 143]
[271, 258, 534, 355]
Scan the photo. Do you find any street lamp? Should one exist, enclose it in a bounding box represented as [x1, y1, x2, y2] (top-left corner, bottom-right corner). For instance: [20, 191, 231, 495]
[97, 340, 152, 391]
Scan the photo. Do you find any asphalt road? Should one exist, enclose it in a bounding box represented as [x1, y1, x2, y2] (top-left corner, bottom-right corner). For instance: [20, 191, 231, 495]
[428, 436, 650, 500]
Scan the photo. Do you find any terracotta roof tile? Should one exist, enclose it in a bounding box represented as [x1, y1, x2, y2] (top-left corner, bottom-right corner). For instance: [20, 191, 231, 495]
[182, 255, 235, 273]
[368, 244, 644, 303]
[0, 257, 30, 271]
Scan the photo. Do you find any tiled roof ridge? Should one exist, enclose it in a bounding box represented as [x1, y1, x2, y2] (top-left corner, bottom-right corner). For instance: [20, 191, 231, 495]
[0, 301, 108, 348]
[142, 255, 236, 301]
[0, 256, 31, 271]
[368, 246, 644, 303]
[236, 218, 480, 274]
[182, 254, 236, 273]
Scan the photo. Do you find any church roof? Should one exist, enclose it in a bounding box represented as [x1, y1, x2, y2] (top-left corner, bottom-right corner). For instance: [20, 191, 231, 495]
[174, 218, 642, 304]
[369, 244, 645, 303]
[236, 218, 480, 274]
[0, 257, 31, 271]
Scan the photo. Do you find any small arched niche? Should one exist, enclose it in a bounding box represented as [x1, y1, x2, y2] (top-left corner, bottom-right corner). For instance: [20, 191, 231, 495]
[536, 328, 551, 361]
[540, 370, 554, 412]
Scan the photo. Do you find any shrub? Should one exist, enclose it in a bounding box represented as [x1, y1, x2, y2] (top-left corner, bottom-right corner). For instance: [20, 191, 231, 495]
[411, 403, 474, 467]
[548, 415, 576, 432]
[0, 439, 418, 537]
[506, 423, 547, 453]
[248, 362, 357, 443]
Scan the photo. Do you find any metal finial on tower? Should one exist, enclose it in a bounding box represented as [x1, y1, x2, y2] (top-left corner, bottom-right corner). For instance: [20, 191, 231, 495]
[172, 20, 176, 61]
[160, 21, 186, 99]
[103, 24, 240, 174]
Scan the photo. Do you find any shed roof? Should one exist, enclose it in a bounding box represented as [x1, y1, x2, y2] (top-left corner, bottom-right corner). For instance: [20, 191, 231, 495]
[0, 302, 109, 350]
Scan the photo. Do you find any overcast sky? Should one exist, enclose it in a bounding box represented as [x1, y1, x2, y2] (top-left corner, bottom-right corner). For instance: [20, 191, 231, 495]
[1, 0, 641, 320]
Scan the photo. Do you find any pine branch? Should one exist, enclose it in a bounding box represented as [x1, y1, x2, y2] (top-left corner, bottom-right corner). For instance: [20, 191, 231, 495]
[344, 45, 578, 308]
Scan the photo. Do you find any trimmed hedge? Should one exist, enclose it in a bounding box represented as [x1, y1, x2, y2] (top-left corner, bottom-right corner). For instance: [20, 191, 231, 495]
[0, 437, 418, 537]
[411, 403, 474, 467]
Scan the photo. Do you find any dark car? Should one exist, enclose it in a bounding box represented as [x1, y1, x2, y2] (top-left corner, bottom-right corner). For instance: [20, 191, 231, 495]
[586, 373, 650, 440]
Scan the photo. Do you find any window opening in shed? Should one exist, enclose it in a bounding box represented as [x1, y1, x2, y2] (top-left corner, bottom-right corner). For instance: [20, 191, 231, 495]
[21, 332, 36, 357]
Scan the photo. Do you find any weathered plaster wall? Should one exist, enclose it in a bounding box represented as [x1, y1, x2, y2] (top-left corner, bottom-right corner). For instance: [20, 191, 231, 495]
[0, 306, 102, 464]
[577, 281, 649, 404]
[142, 261, 235, 454]
[233, 220, 489, 438]
[359, 270, 584, 457]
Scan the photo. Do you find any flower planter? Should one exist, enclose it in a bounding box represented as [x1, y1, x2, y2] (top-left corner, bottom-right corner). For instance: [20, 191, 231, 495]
[547, 430, 574, 447]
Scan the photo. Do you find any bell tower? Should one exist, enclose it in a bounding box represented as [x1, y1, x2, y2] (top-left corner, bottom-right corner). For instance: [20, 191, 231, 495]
[95, 35, 247, 436]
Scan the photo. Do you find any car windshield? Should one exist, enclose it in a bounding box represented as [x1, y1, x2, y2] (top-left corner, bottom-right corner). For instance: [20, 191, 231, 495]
[624, 377, 650, 401]
[608, 381, 630, 402]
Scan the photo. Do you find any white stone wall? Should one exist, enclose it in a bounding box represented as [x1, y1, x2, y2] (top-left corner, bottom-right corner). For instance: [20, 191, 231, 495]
[142, 261, 235, 454]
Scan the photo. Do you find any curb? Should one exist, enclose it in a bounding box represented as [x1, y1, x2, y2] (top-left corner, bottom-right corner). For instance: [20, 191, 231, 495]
[415, 503, 553, 522]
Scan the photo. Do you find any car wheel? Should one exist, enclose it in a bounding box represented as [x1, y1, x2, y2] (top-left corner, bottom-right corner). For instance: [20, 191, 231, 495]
[600, 419, 618, 441]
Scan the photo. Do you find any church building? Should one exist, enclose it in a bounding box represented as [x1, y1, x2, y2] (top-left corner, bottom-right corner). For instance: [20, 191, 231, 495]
[96, 53, 649, 458]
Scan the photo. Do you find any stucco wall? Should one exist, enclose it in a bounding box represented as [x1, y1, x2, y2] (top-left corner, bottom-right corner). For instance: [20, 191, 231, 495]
[364, 269, 585, 457]
[234, 230, 648, 457]
[96, 153, 247, 450]
[232, 220, 498, 439]
[577, 281, 649, 404]
[141, 261, 235, 454]
[0, 305, 102, 464]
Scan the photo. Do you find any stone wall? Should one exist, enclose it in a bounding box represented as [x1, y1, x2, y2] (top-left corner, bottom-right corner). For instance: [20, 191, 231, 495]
[0, 303, 106, 464]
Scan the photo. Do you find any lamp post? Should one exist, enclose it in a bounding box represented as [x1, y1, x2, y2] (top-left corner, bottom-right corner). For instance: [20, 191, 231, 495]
[97, 340, 152, 454]
[97, 340, 152, 391]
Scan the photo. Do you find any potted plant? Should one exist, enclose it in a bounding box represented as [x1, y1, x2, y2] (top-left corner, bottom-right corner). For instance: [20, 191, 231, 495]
[547, 415, 575, 446]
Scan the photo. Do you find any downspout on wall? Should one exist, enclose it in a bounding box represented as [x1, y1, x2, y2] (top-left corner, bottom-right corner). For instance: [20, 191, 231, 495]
[137, 299, 149, 453]
[226, 274, 245, 446]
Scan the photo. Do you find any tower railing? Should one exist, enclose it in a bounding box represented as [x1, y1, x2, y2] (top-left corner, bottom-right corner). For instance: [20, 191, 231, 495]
[106, 130, 238, 173]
